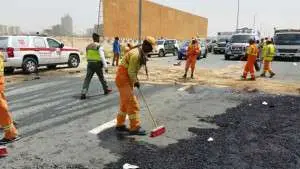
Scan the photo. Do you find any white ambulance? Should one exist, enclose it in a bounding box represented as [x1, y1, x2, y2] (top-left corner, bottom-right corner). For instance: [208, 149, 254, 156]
[0, 35, 81, 74]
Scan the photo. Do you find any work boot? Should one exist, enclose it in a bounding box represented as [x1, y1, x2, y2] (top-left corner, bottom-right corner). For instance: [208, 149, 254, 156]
[0, 136, 21, 145]
[260, 73, 266, 77]
[104, 89, 113, 95]
[240, 75, 246, 80]
[250, 77, 256, 81]
[191, 74, 194, 79]
[115, 125, 129, 132]
[182, 74, 187, 79]
[80, 94, 86, 100]
[270, 72, 276, 78]
[129, 127, 147, 136]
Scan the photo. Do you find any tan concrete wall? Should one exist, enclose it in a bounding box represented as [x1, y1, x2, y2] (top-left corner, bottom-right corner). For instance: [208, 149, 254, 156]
[103, 0, 208, 40]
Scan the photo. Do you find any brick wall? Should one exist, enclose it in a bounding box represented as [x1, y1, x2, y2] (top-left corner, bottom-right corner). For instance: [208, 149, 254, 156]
[103, 0, 208, 40]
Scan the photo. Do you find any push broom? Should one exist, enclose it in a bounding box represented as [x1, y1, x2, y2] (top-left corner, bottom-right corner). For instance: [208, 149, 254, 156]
[138, 88, 166, 138]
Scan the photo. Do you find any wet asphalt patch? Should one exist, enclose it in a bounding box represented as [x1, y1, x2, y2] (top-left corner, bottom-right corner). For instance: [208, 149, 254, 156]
[103, 95, 300, 169]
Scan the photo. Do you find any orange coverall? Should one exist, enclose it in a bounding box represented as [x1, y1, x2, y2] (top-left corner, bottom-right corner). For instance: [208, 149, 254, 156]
[115, 48, 141, 131]
[186, 44, 200, 73]
[243, 44, 258, 79]
[0, 52, 18, 140]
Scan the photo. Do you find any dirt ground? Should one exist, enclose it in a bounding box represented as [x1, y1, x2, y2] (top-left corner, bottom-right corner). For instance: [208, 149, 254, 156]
[5, 60, 300, 96]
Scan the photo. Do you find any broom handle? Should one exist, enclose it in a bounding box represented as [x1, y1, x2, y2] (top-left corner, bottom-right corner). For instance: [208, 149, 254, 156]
[138, 88, 158, 127]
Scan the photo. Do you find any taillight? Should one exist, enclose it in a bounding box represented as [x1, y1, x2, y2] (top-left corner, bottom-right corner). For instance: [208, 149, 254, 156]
[7, 47, 14, 58]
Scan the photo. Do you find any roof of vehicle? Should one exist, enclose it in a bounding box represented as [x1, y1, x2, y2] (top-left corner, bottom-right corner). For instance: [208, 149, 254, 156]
[0, 34, 50, 38]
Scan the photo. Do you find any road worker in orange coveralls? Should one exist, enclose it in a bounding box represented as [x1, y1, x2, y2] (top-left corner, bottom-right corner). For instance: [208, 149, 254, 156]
[183, 39, 200, 79]
[241, 39, 258, 80]
[115, 36, 156, 136]
[0, 51, 19, 145]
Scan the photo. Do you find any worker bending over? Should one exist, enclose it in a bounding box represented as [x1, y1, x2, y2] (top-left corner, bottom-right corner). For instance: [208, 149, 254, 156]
[115, 36, 155, 135]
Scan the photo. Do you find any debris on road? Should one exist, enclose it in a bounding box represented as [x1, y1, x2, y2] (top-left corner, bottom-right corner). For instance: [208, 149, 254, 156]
[0, 146, 8, 157]
[104, 96, 300, 169]
[123, 163, 139, 169]
[173, 61, 182, 66]
[262, 101, 268, 105]
[207, 137, 214, 142]
[243, 86, 259, 93]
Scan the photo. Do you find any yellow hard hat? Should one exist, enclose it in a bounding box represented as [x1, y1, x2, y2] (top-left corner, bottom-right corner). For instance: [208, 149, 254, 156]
[145, 36, 156, 46]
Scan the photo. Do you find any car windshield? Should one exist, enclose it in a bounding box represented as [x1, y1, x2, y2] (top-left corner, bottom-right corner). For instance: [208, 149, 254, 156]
[230, 35, 252, 43]
[218, 38, 227, 42]
[0, 37, 8, 48]
[274, 34, 300, 45]
[157, 40, 164, 45]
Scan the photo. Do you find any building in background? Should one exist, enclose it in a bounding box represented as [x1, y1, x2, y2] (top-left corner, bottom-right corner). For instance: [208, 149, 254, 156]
[0, 25, 21, 35]
[61, 14, 73, 36]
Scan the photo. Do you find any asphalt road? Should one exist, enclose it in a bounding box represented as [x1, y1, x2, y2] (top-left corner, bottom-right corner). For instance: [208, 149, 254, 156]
[0, 53, 299, 168]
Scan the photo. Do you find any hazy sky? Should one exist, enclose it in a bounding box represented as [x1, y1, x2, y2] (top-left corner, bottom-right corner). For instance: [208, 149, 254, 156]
[1, 0, 300, 36]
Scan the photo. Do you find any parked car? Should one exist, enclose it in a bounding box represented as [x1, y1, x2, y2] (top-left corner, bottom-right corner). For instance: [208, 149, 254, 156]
[207, 39, 217, 53]
[148, 39, 178, 57]
[213, 38, 229, 54]
[0, 35, 80, 74]
[178, 40, 208, 60]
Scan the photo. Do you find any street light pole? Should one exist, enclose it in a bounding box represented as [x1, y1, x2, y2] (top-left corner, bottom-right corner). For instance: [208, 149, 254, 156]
[97, 0, 102, 34]
[138, 0, 142, 43]
[236, 0, 240, 30]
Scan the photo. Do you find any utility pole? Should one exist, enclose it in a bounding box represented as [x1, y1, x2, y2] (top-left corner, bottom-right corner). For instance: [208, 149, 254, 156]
[236, 0, 240, 30]
[97, 0, 102, 34]
[138, 0, 142, 43]
[253, 14, 256, 29]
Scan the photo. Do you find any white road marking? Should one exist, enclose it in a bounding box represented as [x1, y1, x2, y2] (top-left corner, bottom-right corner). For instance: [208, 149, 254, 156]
[89, 117, 128, 135]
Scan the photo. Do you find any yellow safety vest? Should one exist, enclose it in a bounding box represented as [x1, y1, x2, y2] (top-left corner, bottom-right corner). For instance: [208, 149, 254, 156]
[264, 44, 276, 61]
[86, 43, 101, 61]
[262, 42, 268, 59]
[246, 44, 258, 57]
[0, 52, 4, 76]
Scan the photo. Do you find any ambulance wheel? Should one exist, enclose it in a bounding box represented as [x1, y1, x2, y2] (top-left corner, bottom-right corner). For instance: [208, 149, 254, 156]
[68, 54, 80, 68]
[22, 57, 38, 74]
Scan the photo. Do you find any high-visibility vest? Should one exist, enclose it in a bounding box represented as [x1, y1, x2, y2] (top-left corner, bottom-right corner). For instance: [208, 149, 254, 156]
[247, 44, 258, 57]
[86, 43, 101, 61]
[262, 43, 268, 58]
[0, 52, 4, 76]
[264, 44, 276, 61]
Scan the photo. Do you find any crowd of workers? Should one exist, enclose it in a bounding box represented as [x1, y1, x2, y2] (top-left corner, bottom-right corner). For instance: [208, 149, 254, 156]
[0, 33, 278, 145]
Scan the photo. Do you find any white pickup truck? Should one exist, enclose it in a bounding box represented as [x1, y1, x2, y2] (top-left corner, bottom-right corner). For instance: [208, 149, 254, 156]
[0, 35, 81, 74]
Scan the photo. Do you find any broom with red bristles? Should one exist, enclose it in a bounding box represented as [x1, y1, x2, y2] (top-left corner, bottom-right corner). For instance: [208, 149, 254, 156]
[138, 88, 166, 138]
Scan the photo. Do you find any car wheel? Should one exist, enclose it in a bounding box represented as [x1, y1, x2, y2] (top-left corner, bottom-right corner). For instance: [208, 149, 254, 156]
[68, 55, 80, 68]
[158, 50, 165, 57]
[47, 65, 57, 69]
[22, 57, 38, 74]
[173, 49, 178, 56]
[4, 67, 14, 74]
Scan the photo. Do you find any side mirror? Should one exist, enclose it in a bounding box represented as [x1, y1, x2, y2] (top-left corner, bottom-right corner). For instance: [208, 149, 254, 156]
[59, 43, 64, 48]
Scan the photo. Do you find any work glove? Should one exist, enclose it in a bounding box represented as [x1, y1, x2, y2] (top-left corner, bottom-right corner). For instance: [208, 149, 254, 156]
[134, 82, 140, 89]
[105, 68, 108, 73]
